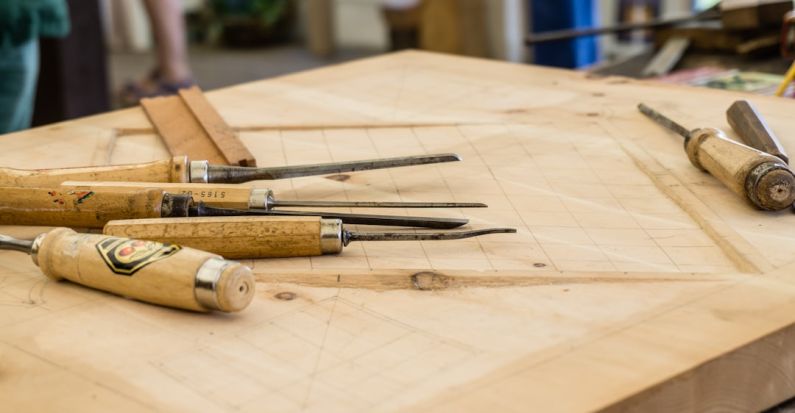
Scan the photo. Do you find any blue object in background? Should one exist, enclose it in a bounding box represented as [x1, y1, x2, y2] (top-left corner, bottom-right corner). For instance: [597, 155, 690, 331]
[531, 0, 598, 69]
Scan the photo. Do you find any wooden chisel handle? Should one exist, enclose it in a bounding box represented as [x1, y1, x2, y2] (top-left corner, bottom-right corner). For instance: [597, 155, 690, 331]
[0, 156, 189, 187]
[686, 127, 795, 210]
[33, 228, 254, 312]
[103, 216, 343, 259]
[726, 100, 789, 164]
[61, 181, 261, 209]
[0, 187, 166, 228]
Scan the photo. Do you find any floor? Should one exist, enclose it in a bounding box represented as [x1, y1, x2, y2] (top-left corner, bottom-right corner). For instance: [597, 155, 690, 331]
[108, 44, 379, 107]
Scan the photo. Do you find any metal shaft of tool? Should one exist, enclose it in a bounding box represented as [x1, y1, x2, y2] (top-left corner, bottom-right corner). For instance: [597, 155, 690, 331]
[637, 103, 691, 139]
[206, 153, 461, 183]
[0, 235, 33, 254]
[270, 200, 487, 209]
[193, 204, 468, 229]
[343, 228, 516, 246]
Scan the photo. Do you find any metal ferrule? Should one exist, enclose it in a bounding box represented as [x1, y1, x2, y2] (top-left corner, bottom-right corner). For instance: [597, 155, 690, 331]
[30, 233, 46, 267]
[248, 189, 274, 209]
[319, 219, 344, 254]
[189, 160, 210, 183]
[194, 257, 229, 311]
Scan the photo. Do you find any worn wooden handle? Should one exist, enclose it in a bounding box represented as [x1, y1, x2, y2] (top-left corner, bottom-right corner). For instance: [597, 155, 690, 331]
[726, 100, 788, 164]
[0, 156, 189, 188]
[34, 228, 255, 312]
[103, 216, 342, 259]
[686, 127, 795, 210]
[0, 187, 165, 228]
[61, 181, 256, 209]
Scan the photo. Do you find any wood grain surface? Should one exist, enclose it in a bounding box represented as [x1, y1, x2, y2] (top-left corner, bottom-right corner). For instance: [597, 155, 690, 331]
[2, 51, 795, 412]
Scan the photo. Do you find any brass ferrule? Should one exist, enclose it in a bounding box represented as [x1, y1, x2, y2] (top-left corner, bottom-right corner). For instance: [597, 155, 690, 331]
[194, 257, 228, 311]
[319, 219, 344, 255]
[189, 160, 210, 183]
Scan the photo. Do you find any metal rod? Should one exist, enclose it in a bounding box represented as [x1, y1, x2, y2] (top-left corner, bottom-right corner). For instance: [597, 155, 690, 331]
[0, 235, 33, 254]
[193, 204, 468, 229]
[206, 153, 462, 183]
[270, 200, 487, 208]
[638, 103, 692, 139]
[344, 228, 516, 246]
[525, 8, 719, 45]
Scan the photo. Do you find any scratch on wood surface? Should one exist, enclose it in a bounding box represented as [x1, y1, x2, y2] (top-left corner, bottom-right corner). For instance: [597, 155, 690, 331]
[114, 122, 492, 137]
[254, 270, 730, 291]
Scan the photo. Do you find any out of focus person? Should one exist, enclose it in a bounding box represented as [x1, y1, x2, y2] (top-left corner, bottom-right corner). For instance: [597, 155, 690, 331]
[122, 0, 194, 103]
[0, 0, 70, 133]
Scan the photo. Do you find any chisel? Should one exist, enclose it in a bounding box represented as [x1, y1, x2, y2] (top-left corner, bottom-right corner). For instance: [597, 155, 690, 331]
[60, 181, 486, 210]
[0, 228, 254, 312]
[0, 153, 460, 188]
[0, 187, 468, 229]
[639, 103, 795, 210]
[726, 100, 789, 164]
[102, 216, 517, 259]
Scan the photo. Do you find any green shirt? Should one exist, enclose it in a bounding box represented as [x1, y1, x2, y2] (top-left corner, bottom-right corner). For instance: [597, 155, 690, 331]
[0, 0, 70, 48]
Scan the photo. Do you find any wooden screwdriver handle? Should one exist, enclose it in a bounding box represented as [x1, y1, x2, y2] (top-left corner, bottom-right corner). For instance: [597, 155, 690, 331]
[102, 216, 344, 259]
[61, 181, 259, 209]
[686, 127, 795, 210]
[0, 156, 189, 187]
[34, 228, 255, 312]
[0, 187, 166, 228]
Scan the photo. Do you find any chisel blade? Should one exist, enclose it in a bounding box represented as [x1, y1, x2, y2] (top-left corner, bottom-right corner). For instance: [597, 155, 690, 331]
[206, 153, 461, 183]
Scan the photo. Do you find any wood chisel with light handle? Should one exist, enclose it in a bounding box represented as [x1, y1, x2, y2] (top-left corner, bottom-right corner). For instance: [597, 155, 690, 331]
[60, 181, 486, 210]
[0, 228, 255, 312]
[638, 103, 795, 210]
[102, 216, 517, 259]
[0, 187, 468, 229]
[0, 153, 460, 187]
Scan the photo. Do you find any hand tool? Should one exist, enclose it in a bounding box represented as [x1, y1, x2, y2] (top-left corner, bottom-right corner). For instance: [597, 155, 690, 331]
[102, 216, 517, 259]
[0, 228, 254, 312]
[726, 100, 789, 164]
[638, 103, 795, 211]
[0, 187, 468, 229]
[60, 181, 486, 210]
[0, 153, 461, 188]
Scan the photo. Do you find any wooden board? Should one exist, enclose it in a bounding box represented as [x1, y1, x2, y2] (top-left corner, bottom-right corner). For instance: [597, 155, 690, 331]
[3, 51, 795, 412]
[141, 86, 256, 166]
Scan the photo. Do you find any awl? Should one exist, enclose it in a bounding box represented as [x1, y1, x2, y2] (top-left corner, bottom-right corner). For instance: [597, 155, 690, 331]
[0, 153, 461, 187]
[0, 228, 254, 312]
[60, 181, 486, 210]
[638, 103, 795, 210]
[103, 216, 517, 259]
[0, 187, 469, 229]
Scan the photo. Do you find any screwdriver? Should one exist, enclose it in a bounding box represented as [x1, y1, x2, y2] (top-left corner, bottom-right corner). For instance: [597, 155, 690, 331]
[60, 181, 486, 210]
[0, 187, 469, 229]
[638, 103, 795, 210]
[102, 216, 517, 259]
[0, 153, 460, 188]
[0, 228, 254, 312]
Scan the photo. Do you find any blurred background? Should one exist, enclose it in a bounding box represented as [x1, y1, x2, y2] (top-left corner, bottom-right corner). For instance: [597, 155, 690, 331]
[19, 0, 795, 129]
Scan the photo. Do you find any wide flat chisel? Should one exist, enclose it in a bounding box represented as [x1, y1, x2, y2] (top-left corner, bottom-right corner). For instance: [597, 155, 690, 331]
[0, 153, 461, 187]
[60, 181, 486, 209]
[0, 187, 468, 229]
[102, 216, 517, 259]
[638, 103, 795, 210]
[0, 228, 254, 312]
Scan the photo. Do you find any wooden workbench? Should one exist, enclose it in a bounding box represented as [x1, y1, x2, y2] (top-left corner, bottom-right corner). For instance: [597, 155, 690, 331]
[3, 51, 795, 412]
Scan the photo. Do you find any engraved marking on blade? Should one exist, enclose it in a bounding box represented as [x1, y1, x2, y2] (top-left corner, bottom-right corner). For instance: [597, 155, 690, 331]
[96, 237, 181, 276]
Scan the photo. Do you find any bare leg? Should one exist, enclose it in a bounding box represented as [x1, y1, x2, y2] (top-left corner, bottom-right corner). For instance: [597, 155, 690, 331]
[142, 0, 193, 83]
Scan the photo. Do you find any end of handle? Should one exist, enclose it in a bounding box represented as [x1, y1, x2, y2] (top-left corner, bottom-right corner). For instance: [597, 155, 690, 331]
[195, 258, 255, 312]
